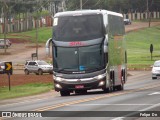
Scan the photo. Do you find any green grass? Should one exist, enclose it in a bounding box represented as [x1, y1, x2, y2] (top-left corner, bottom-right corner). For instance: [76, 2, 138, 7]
[133, 19, 160, 22]
[126, 25, 160, 66]
[0, 83, 53, 100]
[0, 27, 52, 43]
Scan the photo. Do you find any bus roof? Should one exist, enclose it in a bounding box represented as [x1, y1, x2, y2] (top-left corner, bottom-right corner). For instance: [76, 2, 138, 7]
[54, 9, 123, 18]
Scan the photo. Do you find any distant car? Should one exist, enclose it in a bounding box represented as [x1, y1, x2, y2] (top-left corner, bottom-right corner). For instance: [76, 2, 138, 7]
[124, 19, 131, 25]
[0, 39, 12, 48]
[152, 60, 160, 79]
[24, 60, 53, 75]
[0, 62, 5, 74]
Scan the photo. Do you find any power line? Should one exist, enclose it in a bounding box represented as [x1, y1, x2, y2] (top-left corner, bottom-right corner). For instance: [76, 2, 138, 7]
[82, 0, 89, 7]
[91, 0, 101, 8]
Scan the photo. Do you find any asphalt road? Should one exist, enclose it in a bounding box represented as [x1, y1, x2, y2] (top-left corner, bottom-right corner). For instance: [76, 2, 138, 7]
[0, 71, 160, 120]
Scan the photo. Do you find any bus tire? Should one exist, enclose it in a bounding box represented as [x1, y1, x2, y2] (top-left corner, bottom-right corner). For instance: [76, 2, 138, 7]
[104, 81, 114, 93]
[116, 69, 125, 91]
[103, 71, 114, 93]
[122, 69, 126, 83]
[60, 91, 70, 96]
[110, 71, 115, 91]
[103, 88, 110, 93]
[116, 81, 124, 91]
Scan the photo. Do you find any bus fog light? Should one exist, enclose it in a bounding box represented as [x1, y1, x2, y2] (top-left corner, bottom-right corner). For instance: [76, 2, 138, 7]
[98, 81, 105, 86]
[55, 84, 62, 89]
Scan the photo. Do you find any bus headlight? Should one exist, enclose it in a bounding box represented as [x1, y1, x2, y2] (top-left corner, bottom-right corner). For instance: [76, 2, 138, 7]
[94, 74, 106, 80]
[53, 76, 63, 82]
[56, 77, 62, 81]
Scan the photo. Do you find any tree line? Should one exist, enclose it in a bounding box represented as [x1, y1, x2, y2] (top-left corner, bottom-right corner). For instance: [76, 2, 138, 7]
[66, 0, 160, 13]
[0, 0, 159, 23]
[0, 0, 159, 19]
[0, 0, 51, 21]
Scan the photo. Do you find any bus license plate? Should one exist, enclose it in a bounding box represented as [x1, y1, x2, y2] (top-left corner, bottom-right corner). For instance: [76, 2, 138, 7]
[75, 85, 84, 89]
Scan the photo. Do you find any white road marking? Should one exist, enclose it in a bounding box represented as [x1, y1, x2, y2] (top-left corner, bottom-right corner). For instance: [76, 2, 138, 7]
[68, 104, 154, 106]
[148, 92, 160, 95]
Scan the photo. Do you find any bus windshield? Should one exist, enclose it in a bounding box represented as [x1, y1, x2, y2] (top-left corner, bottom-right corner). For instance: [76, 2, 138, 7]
[53, 44, 104, 73]
[53, 14, 104, 41]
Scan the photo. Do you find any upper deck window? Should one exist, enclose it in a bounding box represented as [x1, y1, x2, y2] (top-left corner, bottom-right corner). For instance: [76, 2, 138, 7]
[53, 14, 104, 41]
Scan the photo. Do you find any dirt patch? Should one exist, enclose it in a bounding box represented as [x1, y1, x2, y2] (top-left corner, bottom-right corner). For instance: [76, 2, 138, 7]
[0, 74, 52, 87]
[9, 38, 31, 43]
[25, 45, 43, 48]
[0, 52, 11, 55]
[125, 22, 160, 33]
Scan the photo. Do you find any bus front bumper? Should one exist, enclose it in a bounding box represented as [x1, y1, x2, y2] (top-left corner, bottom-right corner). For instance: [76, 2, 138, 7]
[54, 77, 106, 92]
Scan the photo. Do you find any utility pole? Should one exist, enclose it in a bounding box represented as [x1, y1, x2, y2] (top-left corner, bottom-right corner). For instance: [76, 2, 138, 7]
[146, 0, 150, 27]
[147, 0, 153, 27]
[36, 18, 38, 60]
[80, 0, 82, 10]
[147, 0, 149, 19]
[3, 0, 8, 54]
[62, 0, 66, 11]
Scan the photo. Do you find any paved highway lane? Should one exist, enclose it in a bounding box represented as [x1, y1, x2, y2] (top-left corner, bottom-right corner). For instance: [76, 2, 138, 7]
[1, 71, 160, 120]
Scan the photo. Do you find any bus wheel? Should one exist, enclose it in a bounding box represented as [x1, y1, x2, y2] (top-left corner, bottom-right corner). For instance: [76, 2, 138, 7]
[109, 80, 114, 92]
[103, 85, 113, 93]
[116, 81, 124, 91]
[103, 80, 114, 93]
[60, 91, 70, 96]
[103, 87, 111, 93]
[122, 69, 126, 83]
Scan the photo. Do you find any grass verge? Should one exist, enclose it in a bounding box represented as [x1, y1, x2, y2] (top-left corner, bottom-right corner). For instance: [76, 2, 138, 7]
[0, 27, 52, 43]
[126, 25, 160, 68]
[0, 83, 53, 100]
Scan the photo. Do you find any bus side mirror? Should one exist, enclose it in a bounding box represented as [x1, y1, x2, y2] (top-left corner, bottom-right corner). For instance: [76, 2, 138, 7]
[46, 38, 52, 56]
[104, 45, 107, 53]
[103, 35, 108, 53]
[105, 25, 108, 34]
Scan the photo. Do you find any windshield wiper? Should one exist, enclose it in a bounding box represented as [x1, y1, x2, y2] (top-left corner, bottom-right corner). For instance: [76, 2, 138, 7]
[53, 68, 66, 72]
[85, 67, 103, 72]
[54, 68, 76, 72]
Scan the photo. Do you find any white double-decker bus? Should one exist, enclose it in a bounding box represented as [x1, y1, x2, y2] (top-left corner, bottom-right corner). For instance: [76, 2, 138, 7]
[46, 10, 127, 96]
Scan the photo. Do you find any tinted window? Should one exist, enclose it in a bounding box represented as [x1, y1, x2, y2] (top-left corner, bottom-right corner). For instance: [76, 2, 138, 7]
[108, 15, 124, 35]
[154, 62, 160, 67]
[79, 45, 104, 70]
[53, 44, 104, 72]
[28, 62, 36, 65]
[32, 62, 36, 65]
[54, 47, 78, 71]
[28, 62, 32, 65]
[53, 14, 104, 41]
